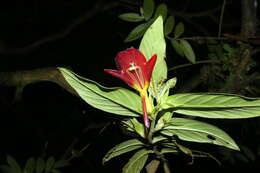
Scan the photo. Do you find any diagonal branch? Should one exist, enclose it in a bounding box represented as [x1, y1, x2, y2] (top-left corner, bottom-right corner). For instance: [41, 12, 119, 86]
[0, 67, 79, 97]
[0, 0, 119, 55]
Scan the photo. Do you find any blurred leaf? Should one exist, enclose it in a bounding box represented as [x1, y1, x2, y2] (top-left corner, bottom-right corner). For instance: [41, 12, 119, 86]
[103, 139, 144, 164]
[50, 170, 61, 173]
[161, 118, 239, 150]
[24, 158, 35, 173]
[59, 68, 142, 117]
[71, 149, 82, 158]
[143, 0, 155, 20]
[164, 16, 175, 35]
[171, 39, 184, 57]
[36, 158, 45, 173]
[122, 149, 152, 173]
[139, 16, 167, 99]
[179, 40, 196, 63]
[7, 155, 22, 173]
[223, 43, 233, 52]
[160, 148, 178, 154]
[163, 93, 260, 119]
[154, 3, 168, 21]
[174, 22, 184, 38]
[124, 22, 152, 42]
[240, 145, 255, 161]
[45, 157, 55, 172]
[119, 13, 145, 22]
[0, 165, 11, 173]
[53, 160, 69, 169]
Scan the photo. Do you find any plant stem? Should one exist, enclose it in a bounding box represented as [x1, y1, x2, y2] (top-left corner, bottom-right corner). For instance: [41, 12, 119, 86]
[218, 0, 226, 37]
[168, 60, 220, 71]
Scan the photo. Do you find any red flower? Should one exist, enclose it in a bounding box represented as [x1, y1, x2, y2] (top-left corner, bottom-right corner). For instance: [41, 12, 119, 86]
[104, 48, 157, 128]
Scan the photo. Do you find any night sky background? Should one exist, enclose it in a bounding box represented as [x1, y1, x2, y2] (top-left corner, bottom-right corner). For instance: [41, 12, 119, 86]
[0, 0, 259, 173]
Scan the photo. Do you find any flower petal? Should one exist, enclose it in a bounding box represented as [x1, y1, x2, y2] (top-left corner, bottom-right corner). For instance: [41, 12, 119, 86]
[104, 69, 134, 87]
[144, 54, 157, 83]
[115, 48, 146, 70]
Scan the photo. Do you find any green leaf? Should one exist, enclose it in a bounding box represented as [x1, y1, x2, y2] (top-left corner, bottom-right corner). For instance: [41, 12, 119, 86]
[36, 158, 45, 173]
[7, 155, 22, 173]
[164, 16, 175, 35]
[143, 0, 155, 20]
[45, 157, 55, 172]
[58, 68, 142, 117]
[119, 13, 145, 22]
[139, 16, 167, 99]
[50, 170, 61, 173]
[174, 22, 184, 38]
[53, 160, 69, 169]
[163, 93, 260, 119]
[0, 165, 11, 173]
[180, 40, 196, 64]
[124, 22, 152, 42]
[171, 39, 184, 57]
[152, 136, 168, 143]
[165, 93, 260, 108]
[130, 118, 145, 138]
[157, 78, 177, 104]
[160, 148, 178, 154]
[24, 158, 35, 173]
[122, 149, 152, 173]
[161, 117, 239, 150]
[103, 139, 144, 164]
[154, 3, 168, 21]
[156, 111, 173, 130]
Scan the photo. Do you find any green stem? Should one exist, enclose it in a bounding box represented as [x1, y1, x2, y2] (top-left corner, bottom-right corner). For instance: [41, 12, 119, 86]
[168, 60, 220, 71]
[218, 0, 226, 37]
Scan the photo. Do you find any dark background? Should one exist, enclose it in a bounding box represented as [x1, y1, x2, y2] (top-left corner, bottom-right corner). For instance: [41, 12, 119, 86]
[0, 0, 259, 172]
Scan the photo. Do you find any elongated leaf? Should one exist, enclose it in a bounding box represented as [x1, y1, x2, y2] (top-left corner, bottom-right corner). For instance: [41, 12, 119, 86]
[119, 13, 145, 22]
[7, 155, 22, 173]
[154, 3, 168, 21]
[36, 158, 45, 173]
[152, 136, 168, 143]
[122, 149, 152, 173]
[174, 108, 260, 119]
[0, 165, 11, 173]
[124, 22, 152, 42]
[45, 157, 55, 172]
[58, 68, 142, 117]
[161, 118, 239, 150]
[180, 40, 196, 64]
[51, 170, 61, 173]
[163, 93, 260, 119]
[24, 158, 35, 173]
[165, 93, 260, 108]
[174, 23, 184, 38]
[143, 0, 155, 20]
[171, 39, 184, 57]
[139, 16, 167, 98]
[160, 148, 178, 154]
[164, 16, 175, 35]
[53, 160, 69, 169]
[103, 139, 144, 164]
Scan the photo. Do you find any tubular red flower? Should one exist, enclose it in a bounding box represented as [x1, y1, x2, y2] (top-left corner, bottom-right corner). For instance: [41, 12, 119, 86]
[104, 48, 157, 128]
[104, 48, 157, 92]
